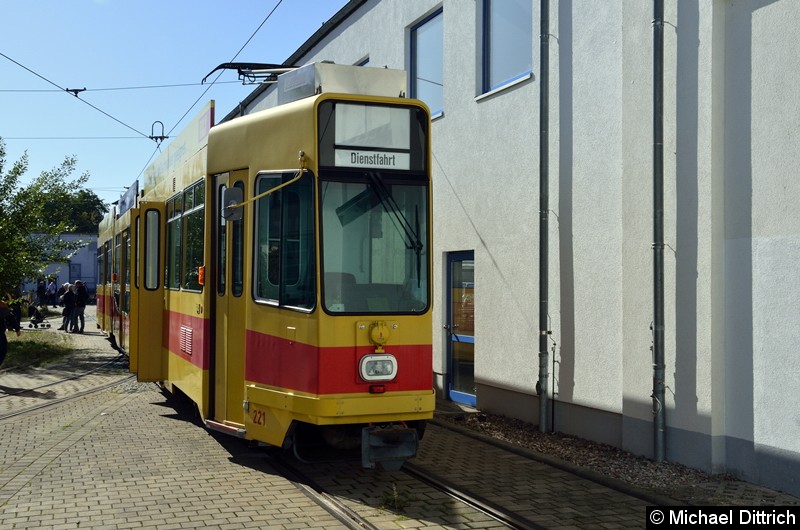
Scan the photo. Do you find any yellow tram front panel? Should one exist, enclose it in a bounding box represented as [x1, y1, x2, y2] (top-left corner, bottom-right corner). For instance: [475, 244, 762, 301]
[241, 311, 434, 442]
[205, 84, 435, 452]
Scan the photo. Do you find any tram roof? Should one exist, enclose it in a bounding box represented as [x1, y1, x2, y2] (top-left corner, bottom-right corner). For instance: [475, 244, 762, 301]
[218, 0, 368, 124]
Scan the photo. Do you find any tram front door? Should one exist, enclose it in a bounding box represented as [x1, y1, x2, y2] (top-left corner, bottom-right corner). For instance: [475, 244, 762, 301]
[445, 251, 475, 406]
[213, 172, 247, 428]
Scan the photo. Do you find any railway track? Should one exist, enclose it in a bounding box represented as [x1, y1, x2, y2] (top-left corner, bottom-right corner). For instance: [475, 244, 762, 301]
[266, 453, 383, 530]
[402, 461, 543, 530]
[256, 418, 649, 529]
[0, 351, 132, 421]
[267, 432, 544, 529]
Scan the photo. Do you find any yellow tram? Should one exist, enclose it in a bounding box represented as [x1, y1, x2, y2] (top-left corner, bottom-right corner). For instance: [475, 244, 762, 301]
[97, 64, 434, 468]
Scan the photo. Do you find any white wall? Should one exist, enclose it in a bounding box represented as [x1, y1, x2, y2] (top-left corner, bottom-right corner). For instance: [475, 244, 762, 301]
[231, 0, 800, 495]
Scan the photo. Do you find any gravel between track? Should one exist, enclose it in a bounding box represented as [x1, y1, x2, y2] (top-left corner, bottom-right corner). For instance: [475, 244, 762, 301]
[435, 410, 800, 506]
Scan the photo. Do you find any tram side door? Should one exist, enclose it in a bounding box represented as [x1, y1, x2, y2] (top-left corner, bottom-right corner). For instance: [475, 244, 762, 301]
[445, 251, 476, 406]
[213, 172, 247, 427]
[119, 228, 130, 352]
[131, 202, 166, 381]
[128, 209, 141, 372]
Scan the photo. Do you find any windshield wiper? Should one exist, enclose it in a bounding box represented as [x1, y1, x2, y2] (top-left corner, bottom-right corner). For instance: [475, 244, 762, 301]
[367, 172, 423, 252]
[366, 172, 424, 287]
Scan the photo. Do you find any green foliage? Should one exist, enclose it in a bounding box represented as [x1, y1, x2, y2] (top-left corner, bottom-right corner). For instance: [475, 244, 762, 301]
[2, 331, 73, 371]
[379, 483, 417, 511]
[0, 137, 109, 293]
[62, 189, 109, 232]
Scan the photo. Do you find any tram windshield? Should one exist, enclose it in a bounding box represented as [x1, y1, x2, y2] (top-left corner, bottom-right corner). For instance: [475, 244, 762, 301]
[320, 174, 429, 314]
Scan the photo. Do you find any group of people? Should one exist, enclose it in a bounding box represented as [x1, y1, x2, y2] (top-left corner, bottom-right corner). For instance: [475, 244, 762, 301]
[35, 279, 59, 308]
[1, 279, 90, 366]
[57, 280, 88, 333]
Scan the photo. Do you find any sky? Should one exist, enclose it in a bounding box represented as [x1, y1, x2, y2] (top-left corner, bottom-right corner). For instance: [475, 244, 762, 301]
[1, 0, 349, 206]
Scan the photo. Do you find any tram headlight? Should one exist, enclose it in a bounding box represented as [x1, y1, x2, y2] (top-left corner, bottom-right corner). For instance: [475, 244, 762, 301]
[359, 353, 397, 382]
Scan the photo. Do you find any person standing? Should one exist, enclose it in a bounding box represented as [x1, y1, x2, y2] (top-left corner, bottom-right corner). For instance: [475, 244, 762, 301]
[47, 279, 57, 307]
[72, 280, 88, 333]
[0, 297, 22, 367]
[59, 284, 75, 332]
[36, 280, 46, 307]
[56, 283, 66, 307]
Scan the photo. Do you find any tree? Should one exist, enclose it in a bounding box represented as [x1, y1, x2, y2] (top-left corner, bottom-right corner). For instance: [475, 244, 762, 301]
[58, 189, 109, 233]
[0, 137, 99, 295]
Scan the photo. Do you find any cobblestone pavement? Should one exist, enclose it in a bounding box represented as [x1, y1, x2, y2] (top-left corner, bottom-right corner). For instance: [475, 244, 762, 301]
[1, 306, 798, 529]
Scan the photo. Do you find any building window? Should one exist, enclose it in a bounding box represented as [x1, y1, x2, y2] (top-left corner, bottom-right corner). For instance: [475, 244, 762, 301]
[411, 9, 443, 115]
[482, 0, 532, 92]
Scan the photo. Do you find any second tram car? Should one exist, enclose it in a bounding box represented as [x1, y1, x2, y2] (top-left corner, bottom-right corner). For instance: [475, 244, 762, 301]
[97, 63, 434, 469]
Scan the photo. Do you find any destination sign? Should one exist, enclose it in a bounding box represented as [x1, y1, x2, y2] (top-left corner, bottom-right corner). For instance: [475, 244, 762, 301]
[335, 149, 410, 170]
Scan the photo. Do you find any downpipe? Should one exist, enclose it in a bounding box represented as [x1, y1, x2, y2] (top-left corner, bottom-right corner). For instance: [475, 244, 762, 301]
[652, 0, 666, 462]
[537, 0, 551, 432]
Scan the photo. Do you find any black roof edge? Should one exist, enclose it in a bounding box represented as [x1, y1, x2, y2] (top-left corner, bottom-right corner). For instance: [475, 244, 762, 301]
[219, 0, 369, 124]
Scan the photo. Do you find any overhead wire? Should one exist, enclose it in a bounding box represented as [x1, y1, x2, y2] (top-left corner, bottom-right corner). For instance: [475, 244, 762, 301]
[164, 0, 285, 136]
[2, 0, 286, 195]
[0, 51, 151, 140]
[131, 0, 286, 185]
[0, 81, 240, 93]
[5, 137, 145, 140]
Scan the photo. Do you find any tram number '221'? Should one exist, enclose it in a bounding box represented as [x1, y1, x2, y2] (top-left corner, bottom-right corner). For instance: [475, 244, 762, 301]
[251, 408, 267, 426]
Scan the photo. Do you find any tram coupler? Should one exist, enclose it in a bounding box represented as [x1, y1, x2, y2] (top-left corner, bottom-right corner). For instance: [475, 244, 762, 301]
[361, 424, 418, 471]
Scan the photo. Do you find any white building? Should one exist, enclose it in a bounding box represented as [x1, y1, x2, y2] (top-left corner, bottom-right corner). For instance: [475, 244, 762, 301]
[220, 0, 800, 496]
[23, 233, 98, 299]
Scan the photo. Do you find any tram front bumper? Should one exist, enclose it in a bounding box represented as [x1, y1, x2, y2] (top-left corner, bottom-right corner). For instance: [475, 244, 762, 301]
[362, 424, 419, 471]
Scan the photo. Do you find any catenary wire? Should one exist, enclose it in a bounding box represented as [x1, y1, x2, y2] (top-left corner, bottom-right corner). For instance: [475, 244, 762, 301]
[131, 0, 288, 185]
[164, 0, 285, 136]
[0, 81, 240, 93]
[0, 51, 151, 140]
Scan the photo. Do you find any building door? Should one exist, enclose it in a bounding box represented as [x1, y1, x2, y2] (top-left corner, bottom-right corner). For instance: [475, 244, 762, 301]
[446, 251, 475, 406]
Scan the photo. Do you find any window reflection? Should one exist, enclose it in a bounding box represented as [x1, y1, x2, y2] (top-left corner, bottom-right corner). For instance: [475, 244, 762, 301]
[411, 10, 443, 114]
[483, 0, 533, 92]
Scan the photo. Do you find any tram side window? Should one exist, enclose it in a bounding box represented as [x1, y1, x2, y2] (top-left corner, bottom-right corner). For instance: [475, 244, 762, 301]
[113, 234, 121, 280]
[182, 181, 205, 291]
[254, 171, 315, 309]
[217, 183, 227, 295]
[144, 209, 160, 290]
[123, 230, 130, 312]
[104, 242, 111, 284]
[134, 216, 139, 289]
[97, 248, 103, 285]
[166, 194, 183, 289]
[165, 183, 205, 292]
[232, 181, 244, 297]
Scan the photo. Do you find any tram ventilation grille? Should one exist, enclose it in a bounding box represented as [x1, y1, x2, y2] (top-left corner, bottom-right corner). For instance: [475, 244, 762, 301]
[180, 326, 193, 355]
